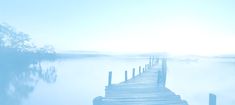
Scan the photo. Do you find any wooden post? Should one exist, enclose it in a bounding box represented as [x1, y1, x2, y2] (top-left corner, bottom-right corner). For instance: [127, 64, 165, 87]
[108, 71, 112, 86]
[145, 64, 147, 70]
[157, 71, 161, 86]
[132, 68, 135, 78]
[139, 66, 141, 75]
[125, 70, 128, 81]
[156, 57, 159, 64]
[142, 68, 145, 72]
[152, 56, 155, 65]
[209, 93, 216, 105]
[162, 58, 167, 87]
[149, 56, 152, 67]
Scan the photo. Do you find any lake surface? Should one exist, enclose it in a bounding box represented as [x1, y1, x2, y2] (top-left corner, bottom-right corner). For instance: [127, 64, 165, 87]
[1, 56, 235, 105]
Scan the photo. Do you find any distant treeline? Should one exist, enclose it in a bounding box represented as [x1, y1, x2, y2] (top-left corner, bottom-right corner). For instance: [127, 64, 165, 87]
[0, 24, 56, 65]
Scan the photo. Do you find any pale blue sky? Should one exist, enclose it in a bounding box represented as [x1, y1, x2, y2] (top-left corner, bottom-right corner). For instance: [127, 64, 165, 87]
[1, 0, 235, 55]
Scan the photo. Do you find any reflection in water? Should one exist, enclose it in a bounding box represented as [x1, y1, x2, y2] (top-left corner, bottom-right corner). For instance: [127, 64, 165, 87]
[0, 62, 57, 105]
[0, 23, 57, 105]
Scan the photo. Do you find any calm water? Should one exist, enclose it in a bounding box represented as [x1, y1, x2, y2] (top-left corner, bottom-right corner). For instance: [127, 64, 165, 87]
[1, 56, 235, 105]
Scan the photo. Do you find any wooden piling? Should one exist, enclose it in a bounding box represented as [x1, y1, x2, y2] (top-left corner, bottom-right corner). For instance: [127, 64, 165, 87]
[147, 64, 150, 69]
[145, 64, 147, 70]
[132, 68, 135, 78]
[139, 66, 141, 75]
[157, 71, 161, 87]
[149, 56, 152, 66]
[108, 71, 112, 86]
[209, 93, 216, 105]
[125, 70, 128, 81]
[152, 56, 154, 65]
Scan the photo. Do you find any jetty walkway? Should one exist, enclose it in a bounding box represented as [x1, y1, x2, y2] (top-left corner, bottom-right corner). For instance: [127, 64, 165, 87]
[93, 57, 188, 105]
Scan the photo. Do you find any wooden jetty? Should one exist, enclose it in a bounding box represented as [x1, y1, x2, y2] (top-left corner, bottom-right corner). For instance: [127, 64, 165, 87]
[93, 57, 188, 105]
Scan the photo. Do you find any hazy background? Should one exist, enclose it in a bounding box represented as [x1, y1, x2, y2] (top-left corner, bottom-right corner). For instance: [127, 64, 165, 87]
[1, 0, 235, 55]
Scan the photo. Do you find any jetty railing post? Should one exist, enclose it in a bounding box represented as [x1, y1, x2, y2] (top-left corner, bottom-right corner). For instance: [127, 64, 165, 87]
[125, 70, 128, 81]
[162, 58, 167, 87]
[145, 64, 147, 71]
[147, 64, 150, 69]
[149, 56, 152, 67]
[146, 64, 148, 70]
[108, 71, 112, 86]
[132, 68, 135, 78]
[139, 66, 141, 75]
[156, 57, 159, 64]
[209, 93, 216, 105]
[152, 56, 154, 65]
